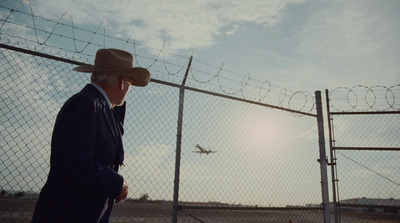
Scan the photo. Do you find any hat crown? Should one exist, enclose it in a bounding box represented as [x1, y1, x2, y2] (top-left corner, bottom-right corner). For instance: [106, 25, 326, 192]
[94, 49, 133, 71]
[73, 48, 150, 87]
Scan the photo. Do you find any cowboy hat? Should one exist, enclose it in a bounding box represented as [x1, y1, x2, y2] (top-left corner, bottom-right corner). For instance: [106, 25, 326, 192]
[73, 48, 150, 87]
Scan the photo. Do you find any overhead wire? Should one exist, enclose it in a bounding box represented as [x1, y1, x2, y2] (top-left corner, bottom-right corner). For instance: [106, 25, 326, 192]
[336, 151, 400, 187]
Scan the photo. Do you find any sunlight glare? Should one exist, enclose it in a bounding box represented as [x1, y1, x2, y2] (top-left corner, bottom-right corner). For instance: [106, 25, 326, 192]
[242, 112, 283, 147]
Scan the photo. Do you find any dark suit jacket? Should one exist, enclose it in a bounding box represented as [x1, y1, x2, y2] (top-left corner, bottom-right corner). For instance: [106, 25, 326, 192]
[32, 84, 125, 223]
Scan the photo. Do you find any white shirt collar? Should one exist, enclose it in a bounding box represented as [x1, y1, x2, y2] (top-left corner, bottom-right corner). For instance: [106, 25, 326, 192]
[90, 82, 112, 109]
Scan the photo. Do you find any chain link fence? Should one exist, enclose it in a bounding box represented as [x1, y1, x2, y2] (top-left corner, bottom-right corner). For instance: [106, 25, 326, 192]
[0, 43, 326, 222]
[2, 32, 399, 223]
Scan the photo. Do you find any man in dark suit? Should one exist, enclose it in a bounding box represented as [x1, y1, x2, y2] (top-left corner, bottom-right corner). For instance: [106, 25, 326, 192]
[31, 49, 150, 223]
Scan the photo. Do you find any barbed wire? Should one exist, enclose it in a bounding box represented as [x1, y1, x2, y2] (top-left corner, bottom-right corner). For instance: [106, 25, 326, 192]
[0, 1, 318, 114]
[329, 84, 400, 112]
[0, 1, 107, 53]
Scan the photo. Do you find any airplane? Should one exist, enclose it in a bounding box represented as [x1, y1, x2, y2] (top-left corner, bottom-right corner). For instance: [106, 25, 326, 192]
[193, 144, 217, 155]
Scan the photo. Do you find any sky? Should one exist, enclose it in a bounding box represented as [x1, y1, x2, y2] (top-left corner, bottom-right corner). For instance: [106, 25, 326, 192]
[1, 0, 399, 207]
[2, 0, 399, 92]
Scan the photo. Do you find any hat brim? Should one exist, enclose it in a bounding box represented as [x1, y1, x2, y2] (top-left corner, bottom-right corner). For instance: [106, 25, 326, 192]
[73, 65, 150, 87]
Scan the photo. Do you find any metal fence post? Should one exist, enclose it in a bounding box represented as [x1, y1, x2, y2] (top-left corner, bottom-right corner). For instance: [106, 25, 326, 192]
[325, 89, 339, 223]
[315, 91, 331, 223]
[172, 56, 193, 223]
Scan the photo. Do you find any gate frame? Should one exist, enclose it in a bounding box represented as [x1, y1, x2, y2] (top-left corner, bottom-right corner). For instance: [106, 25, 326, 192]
[325, 89, 400, 223]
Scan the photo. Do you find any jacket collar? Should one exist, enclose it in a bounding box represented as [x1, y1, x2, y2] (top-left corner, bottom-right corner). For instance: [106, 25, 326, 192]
[90, 82, 112, 109]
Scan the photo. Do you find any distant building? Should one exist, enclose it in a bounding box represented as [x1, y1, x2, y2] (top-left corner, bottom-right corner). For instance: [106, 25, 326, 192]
[340, 197, 400, 214]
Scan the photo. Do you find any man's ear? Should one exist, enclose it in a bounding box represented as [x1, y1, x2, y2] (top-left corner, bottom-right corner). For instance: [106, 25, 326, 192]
[118, 76, 124, 90]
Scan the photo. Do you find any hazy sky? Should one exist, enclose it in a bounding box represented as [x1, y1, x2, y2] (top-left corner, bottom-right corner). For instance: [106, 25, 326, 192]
[1, 0, 399, 206]
[3, 0, 399, 92]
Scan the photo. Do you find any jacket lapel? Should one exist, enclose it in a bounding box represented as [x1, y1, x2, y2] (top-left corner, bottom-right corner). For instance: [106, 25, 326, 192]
[105, 108, 124, 166]
[82, 84, 124, 166]
[103, 108, 119, 141]
[83, 84, 119, 141]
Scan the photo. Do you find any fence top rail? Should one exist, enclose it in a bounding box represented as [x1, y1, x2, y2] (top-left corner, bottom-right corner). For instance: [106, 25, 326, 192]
[329, 111, 400, 115]
[0, 42, 86, 66]
[333, 147, 400, 151]
[152, 78, 317, 117]
[1, 42, 318, 118]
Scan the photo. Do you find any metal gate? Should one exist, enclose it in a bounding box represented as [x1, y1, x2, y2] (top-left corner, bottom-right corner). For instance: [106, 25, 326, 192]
[326, 86, 400, 223]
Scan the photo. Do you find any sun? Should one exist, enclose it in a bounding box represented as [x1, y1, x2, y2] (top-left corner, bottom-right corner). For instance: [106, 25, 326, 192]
[247, 120, 281, 144]
[241, 111, 284, 147]
[252, 122, 278, 144]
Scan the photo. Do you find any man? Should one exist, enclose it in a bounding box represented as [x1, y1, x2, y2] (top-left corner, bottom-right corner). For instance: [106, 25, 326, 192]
[31, 49, 150, 223]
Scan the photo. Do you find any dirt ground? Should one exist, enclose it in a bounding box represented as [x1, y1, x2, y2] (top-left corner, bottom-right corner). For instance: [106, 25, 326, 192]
[1, 198, 399, 223]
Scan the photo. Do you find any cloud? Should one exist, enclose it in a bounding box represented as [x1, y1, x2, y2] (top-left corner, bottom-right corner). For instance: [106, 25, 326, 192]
[294, 1, 400, 88]
[225, 24, 240, 35]
[24, 0, 304, 53]
[2, 0, 399, 91]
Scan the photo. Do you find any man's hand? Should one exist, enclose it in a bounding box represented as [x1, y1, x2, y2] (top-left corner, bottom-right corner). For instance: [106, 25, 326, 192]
[115, 181, 128, 203]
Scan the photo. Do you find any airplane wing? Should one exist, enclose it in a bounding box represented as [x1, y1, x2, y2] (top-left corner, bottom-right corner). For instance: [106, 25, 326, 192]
[194, 145, 217, 154]
[195, 145, 205, 152]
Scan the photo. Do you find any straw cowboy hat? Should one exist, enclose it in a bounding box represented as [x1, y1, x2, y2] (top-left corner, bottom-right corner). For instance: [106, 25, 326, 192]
[73, 48, 150, 87]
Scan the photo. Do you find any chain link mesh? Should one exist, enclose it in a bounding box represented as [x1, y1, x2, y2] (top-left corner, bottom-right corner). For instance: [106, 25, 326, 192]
[2, 44, 399, 223]
[0, 45, 327, 223]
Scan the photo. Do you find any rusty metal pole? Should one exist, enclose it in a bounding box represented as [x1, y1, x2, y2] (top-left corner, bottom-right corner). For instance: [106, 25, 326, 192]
[325, 89, 339, 223]
[315, 90, 331, 223]
[172, 56, 193, 223]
